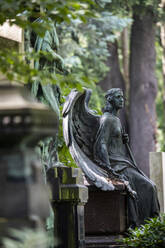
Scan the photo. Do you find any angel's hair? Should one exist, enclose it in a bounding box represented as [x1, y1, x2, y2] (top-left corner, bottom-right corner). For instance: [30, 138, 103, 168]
[103, 88, 123, 113]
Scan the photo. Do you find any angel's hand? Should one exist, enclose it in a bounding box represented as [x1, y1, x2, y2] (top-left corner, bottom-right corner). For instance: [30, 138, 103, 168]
[56, 60, 68, 75]
[55, 56, 65, 71]
[51, 53, 67, 73]
[124, 181, 137, 199]
[122, 133, 129, 144]
[130, 190, 137, 199]
[107, 166, 122, 179]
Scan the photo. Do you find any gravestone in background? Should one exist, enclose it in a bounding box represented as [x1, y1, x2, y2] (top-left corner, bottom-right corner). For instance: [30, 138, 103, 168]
[150, 152, 165, 213]
[0, 85, 58, 247]
[0, 22, 23, 84]
[0, 24, 54, 247]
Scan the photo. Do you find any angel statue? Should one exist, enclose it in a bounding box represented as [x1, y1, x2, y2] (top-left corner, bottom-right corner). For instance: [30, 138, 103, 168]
[27, 17, 67, 169]
[25, 16, 67, 247]
[62, 88, 160, 227]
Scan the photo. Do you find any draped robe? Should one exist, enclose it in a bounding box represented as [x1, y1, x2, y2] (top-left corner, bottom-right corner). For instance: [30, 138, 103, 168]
[93, 112, 160, 227]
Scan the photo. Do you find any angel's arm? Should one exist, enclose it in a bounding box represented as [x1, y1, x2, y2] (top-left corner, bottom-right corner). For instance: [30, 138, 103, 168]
[93, 116, 111, 169]
[93, 117, 122, 179]
[43, 44, 65, 71]
[38, 29, 65, 71]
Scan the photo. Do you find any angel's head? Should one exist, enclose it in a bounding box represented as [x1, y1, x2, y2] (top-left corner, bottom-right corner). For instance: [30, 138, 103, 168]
[103, 88, 124, 113]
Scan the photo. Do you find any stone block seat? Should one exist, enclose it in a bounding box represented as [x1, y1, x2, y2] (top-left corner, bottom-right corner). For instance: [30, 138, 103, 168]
[84, 179, 127, 248]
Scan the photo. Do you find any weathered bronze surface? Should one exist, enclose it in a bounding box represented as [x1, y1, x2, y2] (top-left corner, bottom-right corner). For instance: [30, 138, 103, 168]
[27, 17, 66, 170]
[63, 88, 160, 227]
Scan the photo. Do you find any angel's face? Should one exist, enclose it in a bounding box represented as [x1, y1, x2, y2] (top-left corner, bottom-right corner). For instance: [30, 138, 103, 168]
[112, 91, 124, 109]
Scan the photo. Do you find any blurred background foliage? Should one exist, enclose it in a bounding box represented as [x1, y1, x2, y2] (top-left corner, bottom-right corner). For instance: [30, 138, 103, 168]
[1, 0, 165, 247]
[0, 0, 165, 162]
[155, 39, 165, 151]
[2, 228, 56, 248]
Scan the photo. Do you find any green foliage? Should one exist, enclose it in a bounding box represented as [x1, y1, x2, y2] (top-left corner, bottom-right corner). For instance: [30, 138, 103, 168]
[58, 10, 131, 84]
[108, 0, 164, 21]
[0, 0, 131, 94]
[58, 114, 77, 168]
[0, 49, 41, 83]
[122, 215, 165, 248]
[0, 0, 130, 168]
[109, 0, 160, 11]
[0, 0, 96, 28]
[54, 3, 131, 165]
[2, 228, 56, 248]
[155, 40, 165, 151]
[0, 0, 97, 85]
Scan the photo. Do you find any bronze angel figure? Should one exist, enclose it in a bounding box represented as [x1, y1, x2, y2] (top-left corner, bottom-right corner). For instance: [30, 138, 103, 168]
[62, 88, 159, 227]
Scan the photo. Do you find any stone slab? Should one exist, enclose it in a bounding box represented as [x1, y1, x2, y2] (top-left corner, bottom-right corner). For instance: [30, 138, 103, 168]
[149, 152, 165, 213]
[0, 22, 22, 43]
[0, 21, 24, 84]
[85, 235, 123, 248]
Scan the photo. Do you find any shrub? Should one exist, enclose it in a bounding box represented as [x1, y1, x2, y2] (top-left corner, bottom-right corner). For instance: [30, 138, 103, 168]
[122, 215, 165, 248]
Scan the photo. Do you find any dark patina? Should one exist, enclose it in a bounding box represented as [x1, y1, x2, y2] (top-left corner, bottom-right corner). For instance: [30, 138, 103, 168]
[63, 88, 160, 227]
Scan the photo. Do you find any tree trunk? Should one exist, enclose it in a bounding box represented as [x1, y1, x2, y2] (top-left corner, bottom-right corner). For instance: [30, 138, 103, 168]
[99, 41, 127, 127]
[161, 24, 165, 91]
[160, 0, 165, 118]
[99, 41, 125, 91]
[121, 27, 129, 92]
[129, 7, 157, 176]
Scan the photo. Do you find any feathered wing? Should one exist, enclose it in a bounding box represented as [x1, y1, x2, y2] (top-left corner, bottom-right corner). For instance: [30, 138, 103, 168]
[62, 89, 115, 191]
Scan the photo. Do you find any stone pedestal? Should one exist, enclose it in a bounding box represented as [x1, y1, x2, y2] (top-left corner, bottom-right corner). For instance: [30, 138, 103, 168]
[47, 166, 88, 248]
[0, 85, 58, 247]
[149, 152, 165, 213]
[0, 150, 50, 239]
[85, 185, 127, 248]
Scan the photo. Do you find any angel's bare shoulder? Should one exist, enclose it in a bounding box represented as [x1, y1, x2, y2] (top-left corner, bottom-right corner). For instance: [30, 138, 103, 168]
[100, 112, 119, 127]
